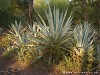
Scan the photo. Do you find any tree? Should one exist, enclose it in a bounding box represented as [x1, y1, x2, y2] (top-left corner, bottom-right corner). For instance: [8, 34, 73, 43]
[0, 0, 11, 28]
[0, 0, 11, 12]
[29, 0, 34, 25]
[82, 0, 87, 21]
[69, 0, 100, 32]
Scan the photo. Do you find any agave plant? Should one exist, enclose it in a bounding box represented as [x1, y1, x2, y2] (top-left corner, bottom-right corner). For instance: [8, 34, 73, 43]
[97, 45, 100, 64]
[71, 22, 95, 57]
[0, 27, 3, 36]
[29, 7, 72, 65]
[28, 22, 39, 37]
[0, 27, 3, 37]
[9, 21, 28, 46]
[15, 32, 34, 61]
[0, 27, 3, 41]
[8, 21, 36, 62]
[9, 21, 26, 37]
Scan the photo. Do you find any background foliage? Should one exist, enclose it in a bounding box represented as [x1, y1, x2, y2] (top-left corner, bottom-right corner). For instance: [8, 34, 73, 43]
[0, 0, 100, 32]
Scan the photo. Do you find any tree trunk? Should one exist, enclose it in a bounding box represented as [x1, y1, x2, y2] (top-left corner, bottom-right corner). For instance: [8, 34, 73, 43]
[29, 0, 34, 25]
[82, 0, 88, 21]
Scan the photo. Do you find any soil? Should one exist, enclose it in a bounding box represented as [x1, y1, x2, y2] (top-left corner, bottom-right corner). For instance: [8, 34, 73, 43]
[0, 46, 64, 75]
[0, 46, 100, 75]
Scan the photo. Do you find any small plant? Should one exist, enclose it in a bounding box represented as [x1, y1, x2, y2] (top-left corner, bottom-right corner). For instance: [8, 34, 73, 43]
[0, 35, 11, 47]
[96, 45, 100, 70]
[68, 22, 95, 72]
[15, 32, 34, 62]
[57, 57, 81, 73]
[0, 27, 3, 35]
[9, 21, 26, 37]
[3, 45, 18, 60]
[8, 22, 37, 62]
[71, 22, 95, 57]
[0, 27, 3, 41]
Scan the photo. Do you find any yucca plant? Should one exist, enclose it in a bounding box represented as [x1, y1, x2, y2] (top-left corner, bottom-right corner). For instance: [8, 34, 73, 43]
[8, 21, 29, 48]
[71, 22, 95, 59]
[16, 32, 35, 62]
[28, 22, 39, 37]
[30, 7, 72, 65]
[0, 27, 3, 35]
[97, 45, 100, 62]
[0, 27, 3, 41]
[7, 21, 36, 62]
[96, 45, 100, 70]
[9, 21, 26, 38]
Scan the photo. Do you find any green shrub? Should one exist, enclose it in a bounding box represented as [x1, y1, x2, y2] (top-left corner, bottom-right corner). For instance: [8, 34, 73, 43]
[3, 45, 18, 60]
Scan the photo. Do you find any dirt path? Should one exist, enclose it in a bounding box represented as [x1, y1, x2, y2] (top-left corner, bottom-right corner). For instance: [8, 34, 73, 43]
[0, 46, 64, 75]
[0, 46, 13, 75]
